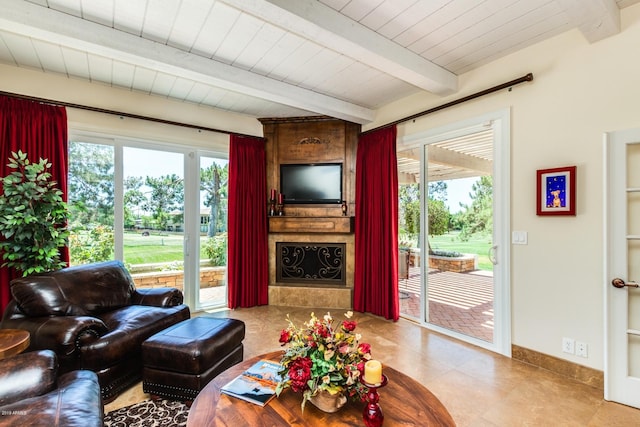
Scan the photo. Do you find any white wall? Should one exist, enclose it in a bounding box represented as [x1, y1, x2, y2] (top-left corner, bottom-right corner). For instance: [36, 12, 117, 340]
[366, 3, 640, 370]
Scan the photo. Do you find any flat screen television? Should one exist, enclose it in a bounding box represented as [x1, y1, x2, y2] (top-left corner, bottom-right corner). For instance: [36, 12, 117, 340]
[280, 163, 342, 204]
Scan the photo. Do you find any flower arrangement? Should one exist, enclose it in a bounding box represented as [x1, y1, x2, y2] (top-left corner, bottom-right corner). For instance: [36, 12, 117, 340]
[275, 311, 372, 410]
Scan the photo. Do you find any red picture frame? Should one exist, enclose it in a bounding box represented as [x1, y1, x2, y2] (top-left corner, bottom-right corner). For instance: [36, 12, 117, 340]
[536, 166, 576, 216]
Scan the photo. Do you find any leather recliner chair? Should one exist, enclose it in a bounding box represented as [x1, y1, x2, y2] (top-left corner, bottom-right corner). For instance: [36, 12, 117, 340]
[0, 349, 103, 427]
[1, 260, 191, 402]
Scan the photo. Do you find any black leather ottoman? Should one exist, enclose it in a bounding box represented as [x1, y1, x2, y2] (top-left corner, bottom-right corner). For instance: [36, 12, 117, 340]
[141, 316, 245, 403]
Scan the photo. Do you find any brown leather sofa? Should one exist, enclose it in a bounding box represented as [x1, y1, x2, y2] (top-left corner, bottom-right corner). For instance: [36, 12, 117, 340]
[0, 349, 103, 427]
[0, 260, 190, 402]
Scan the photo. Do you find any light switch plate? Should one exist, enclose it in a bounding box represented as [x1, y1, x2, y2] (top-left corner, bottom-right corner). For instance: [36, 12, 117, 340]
[511, 231, 528, 245]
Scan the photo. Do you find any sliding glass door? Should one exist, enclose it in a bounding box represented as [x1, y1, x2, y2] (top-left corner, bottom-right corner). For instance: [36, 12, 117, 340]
[196, 154, 229, 308]
[122, 147, 185, 271]
[396, 110, 511, 355]
[68, 136, 230, 312]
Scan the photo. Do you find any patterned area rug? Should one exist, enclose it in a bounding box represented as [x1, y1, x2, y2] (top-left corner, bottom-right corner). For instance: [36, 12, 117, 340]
[104, 399, 189, 427]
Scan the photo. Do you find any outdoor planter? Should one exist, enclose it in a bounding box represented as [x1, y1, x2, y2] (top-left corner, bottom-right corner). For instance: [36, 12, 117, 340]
[428, 254, 477, 273]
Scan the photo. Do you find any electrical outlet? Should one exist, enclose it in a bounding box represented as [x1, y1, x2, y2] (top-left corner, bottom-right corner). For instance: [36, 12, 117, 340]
[562, 337, 575, 354]
[576, 341, 588, 358]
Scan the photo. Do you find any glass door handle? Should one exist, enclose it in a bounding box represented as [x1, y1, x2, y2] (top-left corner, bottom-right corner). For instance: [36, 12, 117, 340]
[488, 245, 498, 265]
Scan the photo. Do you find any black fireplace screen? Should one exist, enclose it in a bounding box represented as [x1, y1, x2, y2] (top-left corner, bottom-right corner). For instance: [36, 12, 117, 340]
[276, 243, 346, 285]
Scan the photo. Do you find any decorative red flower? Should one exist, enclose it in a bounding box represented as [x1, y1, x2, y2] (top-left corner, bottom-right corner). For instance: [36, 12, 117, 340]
[279, 329, 292, 345]
[289, 357, 313, 392]
[338, 343, 350, 354]
[358, 342, 371, 355]
[314, 323, 330, 338]
[342, 320, 357, 331]
[306, 335, 318, 347]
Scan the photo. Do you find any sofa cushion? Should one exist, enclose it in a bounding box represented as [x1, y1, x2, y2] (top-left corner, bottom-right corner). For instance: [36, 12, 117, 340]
[10, 260, 136, 317]
[79, 304, 190, 370]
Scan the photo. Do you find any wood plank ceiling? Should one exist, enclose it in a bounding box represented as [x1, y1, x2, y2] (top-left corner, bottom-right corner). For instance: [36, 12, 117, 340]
[0, 0, 637, 180]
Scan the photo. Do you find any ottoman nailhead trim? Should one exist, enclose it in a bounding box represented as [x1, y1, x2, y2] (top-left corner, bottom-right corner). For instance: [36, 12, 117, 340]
[144, 382, 199, 399]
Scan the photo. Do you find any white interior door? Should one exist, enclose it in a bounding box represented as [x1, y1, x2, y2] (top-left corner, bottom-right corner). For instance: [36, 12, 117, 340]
[605, 128, 640, 408]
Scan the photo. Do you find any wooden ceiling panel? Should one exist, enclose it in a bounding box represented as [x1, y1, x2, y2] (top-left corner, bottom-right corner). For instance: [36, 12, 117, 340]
[60, 46, 90, 80]
[0, 34, 17, 67]
[234, 22, 288, 73]
[218, 13, 265, 67]
[332, 0, 384, 21]
[87, 54, 113, 85]
[2, 32, 40, 69]
[255, 32, 306, 77]
[79, 0, 113, 27]
[32, 39, 67, 75]
[167, 77, 195, 101]
[358, 0, 418, 31]
[167, 1, 213, 51]
[111, 60, 135, 90]
[114, 0, 146, 36]
[443, 6, 571, 73]
[190, 2, 241, 59]
[131, 66, 157, 94]
[150, 72, 177, 97]
[424, 1, 544, 62]
[184, 81, 213, 104]
[140, 0, 181, 44]
[376, 0, 451, 40]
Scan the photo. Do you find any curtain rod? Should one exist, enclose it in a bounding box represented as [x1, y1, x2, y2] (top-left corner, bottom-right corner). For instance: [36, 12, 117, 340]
[360, 72, 534, 136]
[0, 90, 263, 140]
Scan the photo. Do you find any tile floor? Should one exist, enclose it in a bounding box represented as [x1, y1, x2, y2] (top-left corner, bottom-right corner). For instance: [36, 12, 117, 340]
[107, 305, 640, 426]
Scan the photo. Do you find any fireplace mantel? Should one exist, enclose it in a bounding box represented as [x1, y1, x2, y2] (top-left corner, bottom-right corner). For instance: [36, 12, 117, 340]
[268, 216, 354, 234]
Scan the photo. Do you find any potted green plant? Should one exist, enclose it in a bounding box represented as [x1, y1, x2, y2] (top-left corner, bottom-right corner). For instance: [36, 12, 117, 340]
[0, 150, 69, 276]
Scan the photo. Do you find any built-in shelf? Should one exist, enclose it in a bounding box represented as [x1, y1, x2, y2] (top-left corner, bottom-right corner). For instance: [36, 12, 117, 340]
[268, 216, 354, 234]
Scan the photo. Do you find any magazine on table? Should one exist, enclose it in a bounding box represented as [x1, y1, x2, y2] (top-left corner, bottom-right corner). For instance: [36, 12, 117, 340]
[220, 359, 283, 406]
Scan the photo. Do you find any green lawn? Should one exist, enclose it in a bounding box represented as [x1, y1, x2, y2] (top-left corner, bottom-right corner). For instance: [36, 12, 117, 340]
[427, 231, 493, 271]
[121, 230, 493, 271]
[123, 232, 208, 264]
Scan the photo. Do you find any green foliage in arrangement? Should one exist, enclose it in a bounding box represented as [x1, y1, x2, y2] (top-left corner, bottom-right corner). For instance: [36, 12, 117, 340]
[0, 151, 69, 276]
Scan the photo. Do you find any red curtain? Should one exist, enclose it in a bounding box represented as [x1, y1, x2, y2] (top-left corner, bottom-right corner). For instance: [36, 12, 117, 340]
[354, 125, 399, 321]
[227, 134, 268, 308]
[0, 95, 69, 315]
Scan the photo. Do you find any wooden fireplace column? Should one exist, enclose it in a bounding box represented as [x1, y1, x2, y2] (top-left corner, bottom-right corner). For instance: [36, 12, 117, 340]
[259, 116, 360, 309]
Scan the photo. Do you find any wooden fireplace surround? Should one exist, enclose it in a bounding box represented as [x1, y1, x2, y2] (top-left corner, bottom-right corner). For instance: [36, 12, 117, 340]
[260, 116, 360, 309]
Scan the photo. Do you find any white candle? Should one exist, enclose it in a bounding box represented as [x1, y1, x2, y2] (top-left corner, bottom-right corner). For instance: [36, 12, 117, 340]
[364, 360, 382, 384]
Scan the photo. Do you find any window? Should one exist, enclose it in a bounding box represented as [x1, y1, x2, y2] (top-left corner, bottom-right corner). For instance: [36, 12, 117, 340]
[67, 138, 229, 311]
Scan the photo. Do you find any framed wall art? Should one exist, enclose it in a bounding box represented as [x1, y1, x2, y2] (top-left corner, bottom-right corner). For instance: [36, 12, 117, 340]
[536, 166, 576, 216]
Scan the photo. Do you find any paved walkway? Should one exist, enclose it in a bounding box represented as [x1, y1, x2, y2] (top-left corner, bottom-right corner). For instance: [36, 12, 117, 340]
[399, 267, 494, 342]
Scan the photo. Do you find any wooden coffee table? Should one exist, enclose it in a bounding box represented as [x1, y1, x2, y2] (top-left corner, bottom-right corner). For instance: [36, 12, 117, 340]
[0, 329, 30, 359]
[187, 351, 455, 426]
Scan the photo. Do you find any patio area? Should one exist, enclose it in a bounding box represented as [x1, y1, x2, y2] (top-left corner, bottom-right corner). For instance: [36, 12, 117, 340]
[399, 266, 494, 342]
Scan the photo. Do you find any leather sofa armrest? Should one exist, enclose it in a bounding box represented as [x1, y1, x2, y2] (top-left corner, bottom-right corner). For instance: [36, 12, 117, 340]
[0, 316, 108, 359]
[132, 287, 184, 307]
[0, 369, 103, 427]
[0, 350, 57, 406]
